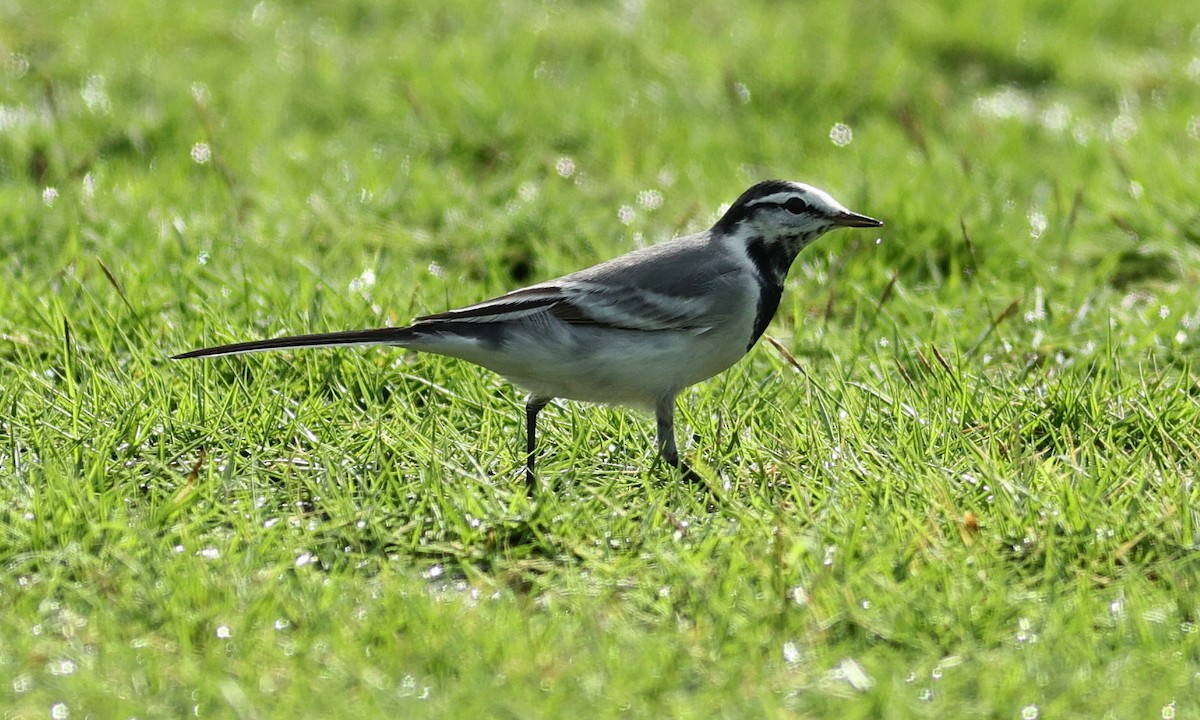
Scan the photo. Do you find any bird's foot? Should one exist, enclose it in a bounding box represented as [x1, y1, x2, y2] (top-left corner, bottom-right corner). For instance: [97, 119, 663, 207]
[675, 459, 703, 484]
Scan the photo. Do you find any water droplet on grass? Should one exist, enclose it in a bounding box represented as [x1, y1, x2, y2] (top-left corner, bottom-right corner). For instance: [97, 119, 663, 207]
[829, 122, 853, 147]
[1187, 56, 1200, 81]
[516, 181, 538, 203]
[1016, 616, 1038, 644]
[191, 143, 212, 164]
[81, 74, 110, 113]
[349, 267, 375, 295]
[555, 156, 576, 178]
[637, 189, 662, 209]
[974, 87, 1034, 121]
[1028, 211, 1047, 239]
[6, 52, 29, 77]
[1111, 113, 1137, 141]
[1040, 103, 1071, 132]
[837, 658, 873, 691]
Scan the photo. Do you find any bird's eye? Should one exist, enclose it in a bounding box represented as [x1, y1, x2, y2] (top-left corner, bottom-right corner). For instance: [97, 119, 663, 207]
[783, 197, 809, 215]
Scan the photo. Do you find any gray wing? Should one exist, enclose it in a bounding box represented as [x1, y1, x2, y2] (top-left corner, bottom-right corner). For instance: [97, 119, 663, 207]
[416, 231, 742, 333]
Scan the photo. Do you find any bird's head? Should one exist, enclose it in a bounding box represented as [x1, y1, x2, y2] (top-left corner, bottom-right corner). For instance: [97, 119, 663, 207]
[713, 179, 882, 284]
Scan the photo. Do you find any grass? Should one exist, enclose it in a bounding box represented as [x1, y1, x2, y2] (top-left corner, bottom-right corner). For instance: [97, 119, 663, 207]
[2, 0, 1200, 716]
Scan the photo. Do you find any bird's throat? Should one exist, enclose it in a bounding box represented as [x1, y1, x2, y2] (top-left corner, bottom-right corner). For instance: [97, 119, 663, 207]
[744, 236, 794, 288]
[747, 282, 783, 351]
[742, 236, 808, 351]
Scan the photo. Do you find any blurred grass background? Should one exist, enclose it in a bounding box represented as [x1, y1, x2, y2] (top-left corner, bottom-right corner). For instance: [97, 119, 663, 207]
[2, 0, 1200, 716]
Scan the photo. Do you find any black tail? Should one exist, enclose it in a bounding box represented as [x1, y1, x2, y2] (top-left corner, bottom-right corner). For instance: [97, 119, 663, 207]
[172, 326, 416, 360]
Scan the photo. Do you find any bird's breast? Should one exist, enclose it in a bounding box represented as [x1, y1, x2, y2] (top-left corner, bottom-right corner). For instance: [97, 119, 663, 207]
[488, 322, 753, 409]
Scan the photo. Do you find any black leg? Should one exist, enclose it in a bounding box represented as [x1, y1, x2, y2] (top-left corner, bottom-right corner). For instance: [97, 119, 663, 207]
[525, 396, 550, 491]
[655, 397, 701, 483]
[655, 398, 680, 466]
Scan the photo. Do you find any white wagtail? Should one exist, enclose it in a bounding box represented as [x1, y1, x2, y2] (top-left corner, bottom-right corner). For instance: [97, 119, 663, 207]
[175, 180, 881, 487]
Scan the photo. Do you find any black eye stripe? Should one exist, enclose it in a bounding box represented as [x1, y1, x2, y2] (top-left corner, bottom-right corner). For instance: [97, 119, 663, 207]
[746, 197, 811, 214]
[783, 197, 810, 214]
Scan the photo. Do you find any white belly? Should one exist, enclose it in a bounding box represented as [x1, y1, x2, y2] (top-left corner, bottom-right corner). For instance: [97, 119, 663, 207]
[501, 326, 750, 409]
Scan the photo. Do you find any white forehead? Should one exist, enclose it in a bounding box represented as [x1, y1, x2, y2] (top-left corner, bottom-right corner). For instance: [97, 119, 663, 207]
[745, 182, 845, 211]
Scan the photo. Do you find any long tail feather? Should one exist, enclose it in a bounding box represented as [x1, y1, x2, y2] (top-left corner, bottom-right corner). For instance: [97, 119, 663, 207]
[172, 326, 415, 360]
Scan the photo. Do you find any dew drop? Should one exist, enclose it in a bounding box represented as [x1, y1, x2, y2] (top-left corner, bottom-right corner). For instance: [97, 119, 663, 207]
[1187, 116, 1200, 140]
[191, 142, 212, 164]
[829, 122, 854, 147]
[1027, 211, 1047, 239]
[637, 189, 663, 209]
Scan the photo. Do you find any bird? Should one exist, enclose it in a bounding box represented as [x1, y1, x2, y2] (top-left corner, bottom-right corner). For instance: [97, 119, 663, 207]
[174, 179, 882, 489]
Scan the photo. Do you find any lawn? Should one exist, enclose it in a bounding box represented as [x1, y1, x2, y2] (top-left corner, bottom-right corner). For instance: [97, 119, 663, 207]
[2, 0, 1200, 716]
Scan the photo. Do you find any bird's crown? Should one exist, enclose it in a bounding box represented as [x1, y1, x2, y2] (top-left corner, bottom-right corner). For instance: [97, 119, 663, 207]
[713, 179, 874, 235]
